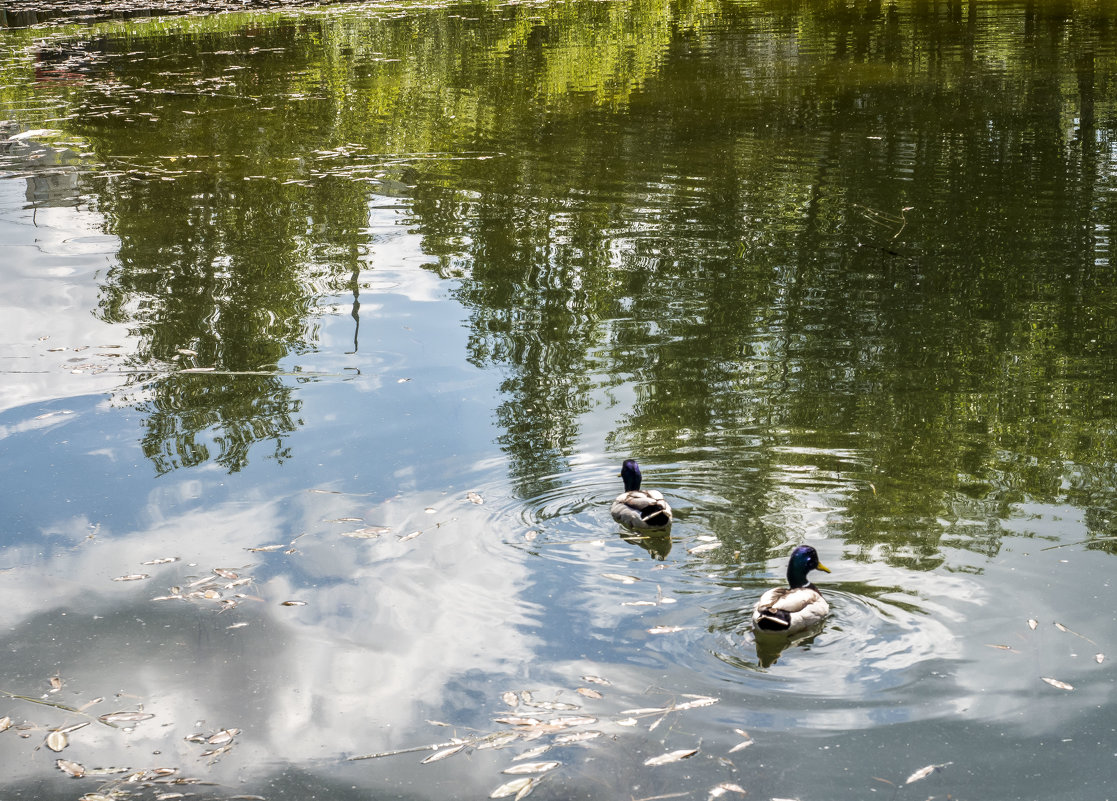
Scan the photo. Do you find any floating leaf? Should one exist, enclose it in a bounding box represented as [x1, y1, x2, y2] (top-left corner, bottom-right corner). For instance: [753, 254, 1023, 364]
[494, 717, 542, 727]
[343, 527, 389, 539]
[141, 557, 179, 565]
[644, 747, 698, 766]
[468, 492, 484, 505]
[1027, 619, 1038, 630]
[647, 626, 686, 634]
[281, 600, 307, 607]
[620, 707, 669, 716]
[213, 568, 239, 580]
[502, 761, 559, 775]
[687, 542, 721, 554]
[490, 777, 533, 798]
[421, 744, 465, 764]
[46, 730, 68, 752]
[728, 739, 753, 753]
[1096, 653, 1105, 664]
[207, 728, 240, 745]
[905, 761, 951, 784]
[113, 574, 150, 582]
[1041, 677, 1074, 691]
[502, 691, 519, 708]
[553, 730, 601, 744]
[708, 782, 746, 798]
[616, 717, 638, 726]
[49, 676, 63, 691]
[581, 675, 611, 686]
[99, 712, 154, 724]
[526, 701, 579, 712]
[576, 688, 603, 700]
[513, 745, 552, 761]
[602, 573, 639, 584]
[674, 695, 718, 710]
[399, 530, 422, 542]
[55, 758, 85, 778]
[0, 717, 10, 732]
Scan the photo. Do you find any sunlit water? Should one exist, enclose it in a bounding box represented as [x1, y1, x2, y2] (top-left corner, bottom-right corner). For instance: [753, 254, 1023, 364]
[2, 1, 1117, 799]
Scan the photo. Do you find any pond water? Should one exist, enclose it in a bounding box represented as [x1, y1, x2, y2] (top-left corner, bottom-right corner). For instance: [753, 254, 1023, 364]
[1, 0, 1116, 798]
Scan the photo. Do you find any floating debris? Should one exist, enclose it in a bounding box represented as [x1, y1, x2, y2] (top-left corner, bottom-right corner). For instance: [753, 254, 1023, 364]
[501, 691, 519, 708]
[141, 557, 179, 565]
[647, 626, 687, 634]
[687, 542, 721, 555]
[343, 526, 390, 539]
[502, 761, 559, 775]
[553, 730, 601, 744]
[207, 728, 239, 745]
[0, 717, 10, 732]
[1096, 653, 1105, 664]
[55, 758, 85, 778]
[905, 762, 952, 784]
[708, 782, 746, 798]
[281, 600, 307, 607]
[674, 695, 718, 711]
[1027, 619, 1038, 630]
[99, 711, 154, 725]
[644, 747, 698, 766]
[581, 675, 611, 686]
[489, 777, 533, 799]
[45, 730, 69, 752]
[576, 688, 603, 700]
[602, 573, 639, 584]
[113, 573, 150, 582]
[399, 530, 423, 542]
[468, 492, 484, 505]
[1041, 677, 1074, 691]
[421, 743, 465, 764]
[513, 745, 552, 761]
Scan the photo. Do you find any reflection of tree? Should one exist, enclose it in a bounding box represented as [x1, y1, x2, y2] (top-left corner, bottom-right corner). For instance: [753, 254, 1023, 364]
[5, 1, 1116, 550]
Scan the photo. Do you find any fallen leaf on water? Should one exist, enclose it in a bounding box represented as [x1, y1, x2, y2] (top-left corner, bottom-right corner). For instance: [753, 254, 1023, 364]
[708, 782, 746, 798]
[207, 728, 240, 745]
[0, 716, 11, 732]
[576, 688, 603, 699]
[421, 744, 465, 764]
[46, 730, 68, 752]
[602, 573, 639, 584]
[581, 675, 611, 686]
[142, 557, 179, 565]
[644, 747, 699, 766]
[1028, 619, 1038, 630]
[502, 761, 560, 775]
[616, 717, 638, 726]
[494, 717, 542, 727]
[985, 644, 1016, 652]
[728, 739, 753, 753]
[55, 759, 85, 778]
[49, 676, 62, 691]
[281, 600, 307, 607]
[687, 542, 721, 555]
[526, 701, 579, 711]
[468, 492, 484, 504]
[248, 544, 287, 552]
[905, 761, 952, 784]
[1041, 677, 1074, 690]
[620, 707, 669, 716]
[647, 626, 686, 634]
[513, 745, 551, 761]
[674, 695, 718, 710]
[1096, 653, 1105, 664]
[343, 526, 391, 539]
[553, 730, 601, 744]
[490, 777, 533, 798]
[399, 530, 422, 542]
[99, 712, 155, 724]
[502, 691, 519, 708]
[547, 716, 596, 728]
[113, 574, 150, 582]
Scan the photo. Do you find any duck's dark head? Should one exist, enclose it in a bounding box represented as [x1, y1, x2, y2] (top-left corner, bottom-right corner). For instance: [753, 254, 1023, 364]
[786, 545, 830, 588]
[619, 459, 642, 491]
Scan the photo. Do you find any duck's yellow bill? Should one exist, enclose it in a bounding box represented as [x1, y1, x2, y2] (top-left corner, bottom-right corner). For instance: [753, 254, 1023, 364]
[816, 562, 831, 573]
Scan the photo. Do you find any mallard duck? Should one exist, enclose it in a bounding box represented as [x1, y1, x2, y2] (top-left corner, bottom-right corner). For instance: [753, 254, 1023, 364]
[752, 545, 831, 634]
[610, 459, 673, 530]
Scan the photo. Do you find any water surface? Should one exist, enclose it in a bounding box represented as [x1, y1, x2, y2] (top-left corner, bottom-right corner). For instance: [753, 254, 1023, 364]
[1, 1, 1116, 799]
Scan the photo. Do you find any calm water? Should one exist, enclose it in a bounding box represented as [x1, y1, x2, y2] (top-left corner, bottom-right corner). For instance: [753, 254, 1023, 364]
[1, 0, 1116, 798]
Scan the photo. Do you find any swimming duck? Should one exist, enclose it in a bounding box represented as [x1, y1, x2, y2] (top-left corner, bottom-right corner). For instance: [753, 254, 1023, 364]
[610, 459, 673, 530]
[752, 545, 831, 634]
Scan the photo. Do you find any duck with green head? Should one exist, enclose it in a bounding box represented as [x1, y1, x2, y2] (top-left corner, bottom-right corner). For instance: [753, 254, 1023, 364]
[610, 459, 673, 530]
[752, 545, 831, 634]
